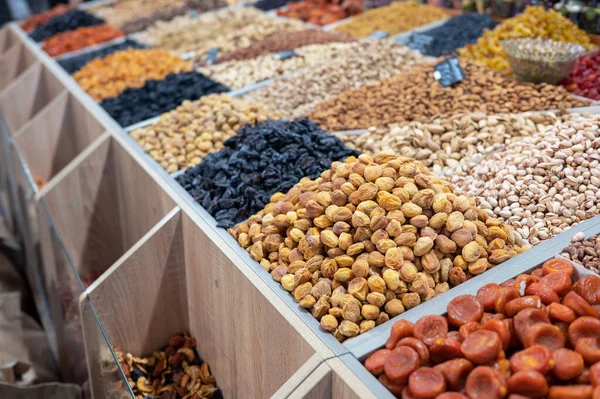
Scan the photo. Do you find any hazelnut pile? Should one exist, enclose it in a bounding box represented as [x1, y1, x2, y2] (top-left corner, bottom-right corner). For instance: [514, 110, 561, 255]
[230, 152, 528, 341]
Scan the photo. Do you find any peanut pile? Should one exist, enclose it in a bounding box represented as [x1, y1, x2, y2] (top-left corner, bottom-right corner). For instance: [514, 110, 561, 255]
[333, 1, 448, 38]
[130, 94, 280, 172]
[246, 40, 426, 119]
[309, 59, 590, 131]
[446, 114, 600, 245]
[459, 6, 595, 72]
[73, 49, 191, 101]
[339, 112, 569, 174]
[230, 152, 527, 340]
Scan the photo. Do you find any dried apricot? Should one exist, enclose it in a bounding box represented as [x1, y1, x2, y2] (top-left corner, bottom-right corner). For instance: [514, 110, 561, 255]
[434, 358, 474, 391]
[495, 286, 520, 314]
[447, 294, 484, 327]
[569, 317, 600, 346]
[507, 369, 548, 398]
[578, 276, 600, 306]
[429, 337, 462, 363]
[576, 337, 600, 364]
[524, 323, 565, 350]
[365, 349, 390, 376]
[505, 296, 542, 317]
[379, 373, 406, 396]
[513, 308, 550, 344]
[385, 346, 420, 383]
[461, 329, 502, 364]
[548, 302, 577, 323]
[547, 385, 593, 399]
[481, 319, 511, 351]
[465, 366, 507, 399]
[477, 283, 503, 312]
[540, 271, 572, 297]
[414, 315, 448, 346]
[386, 320, 414, 350]
[407, 367, 445, 399]
[552, 348, 585, 381]
[397, 337, 430, 365]
[542, 258, 574, 276]
[510, 345, 553, 375]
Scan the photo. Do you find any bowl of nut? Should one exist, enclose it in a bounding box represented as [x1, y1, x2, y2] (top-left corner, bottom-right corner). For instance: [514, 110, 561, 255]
[502, 38, 587, 84]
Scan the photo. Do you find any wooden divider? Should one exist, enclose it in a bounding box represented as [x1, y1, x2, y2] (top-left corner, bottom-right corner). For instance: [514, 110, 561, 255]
[38, 135, 176, 279]
[0, 62, 65, 132]
[14, 91, 105, 185]
[81, 208, 327, 398]
[0, 42, 37, 90]
[0, 26, 18, 54]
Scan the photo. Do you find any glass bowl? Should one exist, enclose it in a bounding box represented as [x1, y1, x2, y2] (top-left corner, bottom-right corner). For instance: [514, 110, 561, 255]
[502, 38, 587, 84]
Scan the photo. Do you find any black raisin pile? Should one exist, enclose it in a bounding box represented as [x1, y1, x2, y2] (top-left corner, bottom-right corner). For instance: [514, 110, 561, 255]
[176, 119, 360, 228]
[405, 13, 498, 57]
[59, 39, 146, 74]
[100, 71, 229, 127]
[251, 0, 299, 11]
[30, 9, 105, 42]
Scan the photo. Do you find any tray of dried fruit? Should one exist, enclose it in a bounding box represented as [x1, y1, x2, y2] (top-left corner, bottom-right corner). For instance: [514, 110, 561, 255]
[338, 213, 600, 398]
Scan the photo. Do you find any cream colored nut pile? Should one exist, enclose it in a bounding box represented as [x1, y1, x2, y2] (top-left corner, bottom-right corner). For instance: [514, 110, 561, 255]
[446, 114, 600, 245]
[201, 41, 386, 90]
[129, 94, 280, 172]
[230, 151, 526, 341]
[245, 40, 426, 119]
[339, 112, 569, 174]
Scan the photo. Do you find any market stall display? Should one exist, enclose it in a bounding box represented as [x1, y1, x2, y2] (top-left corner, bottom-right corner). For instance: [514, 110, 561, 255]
[231, 151, 527, 340]
[246, 39, 426, 119]
[446, 115, 600, 245]
[333, 1, 448, 38]
[73, 48, 191, 101]
[100, 71, 229, 127]
[276, 0, 362, 26]
[130, 94, 280, 172]
[41, 24, 124, 57]
[561, 50, 600, 100]
[7, 2, 600, 398]
[309, 59, 590, 131]
[459, 6, 596, 72]
[364, 258, 600, 398]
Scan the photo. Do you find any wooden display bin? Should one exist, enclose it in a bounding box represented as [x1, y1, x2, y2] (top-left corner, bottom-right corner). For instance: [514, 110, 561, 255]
[80, 208, 333, 398]
[0, 62, 65, 133]
[0, 40, 37, 91]
[13, 91, 105, 188]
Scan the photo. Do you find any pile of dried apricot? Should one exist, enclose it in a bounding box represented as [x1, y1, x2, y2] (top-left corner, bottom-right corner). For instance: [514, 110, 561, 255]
[42, 24, 124, 57]
[365, 258, 600, 398]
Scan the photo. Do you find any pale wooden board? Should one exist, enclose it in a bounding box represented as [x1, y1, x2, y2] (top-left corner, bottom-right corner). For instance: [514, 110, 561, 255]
[14, 91, 105, 182]
[0, 26, 17, 53]
[272, 354, 324, 398]
[287, 362, 332, 399]
[328, 357, 377, 399]
[40, 136, 175, 276]
[0, 44, 24, 91]
[182, 212, 318, 398]
[0, 63, 65, 133]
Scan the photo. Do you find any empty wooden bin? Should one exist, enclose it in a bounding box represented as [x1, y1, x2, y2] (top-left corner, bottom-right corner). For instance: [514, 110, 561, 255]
[13, 91, 105, 188]
[0, 41, 37, 91]
[80, 208, 335, 398]
[0, 62, 65, 133]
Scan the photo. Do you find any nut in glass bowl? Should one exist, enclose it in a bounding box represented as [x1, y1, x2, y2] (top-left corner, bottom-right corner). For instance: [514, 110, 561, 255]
[502, 38, 587, 84]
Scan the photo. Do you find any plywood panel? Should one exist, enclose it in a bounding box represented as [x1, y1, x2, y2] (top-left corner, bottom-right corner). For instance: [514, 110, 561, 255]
[40, 136, 175, 277]
[0, 63, 65, 133]
[287, 363, 332, 399]
[183, 213, 317, 398]
[14, 91, 105, 183]
[329, 357, 377, 399]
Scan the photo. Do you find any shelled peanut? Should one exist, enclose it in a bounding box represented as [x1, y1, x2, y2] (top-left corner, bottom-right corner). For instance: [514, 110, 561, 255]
[42, 24, 124, 57]
[562, 233, 600, 275]
[230, 152, 527, 341]
[115, 333, 218, 398]
[73, 49, 191, 101]
[309, 59, 589, 131]
[459, 6, 595, 72]
[201, 41, 378, 90]
[339, 112, 569, 174]
[246, 40, 426, 119]
[366, 258, 600, 399]
[129, 94, 280, 172]
[446, 114, 600, 246]
[333, 1, 448, 38]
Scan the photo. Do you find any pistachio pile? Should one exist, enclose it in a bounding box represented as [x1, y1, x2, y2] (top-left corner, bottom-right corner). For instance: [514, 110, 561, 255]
[230, 152, 527, 340]
[201, 41, 382, 90]
[130, 94, 280, 172]
[246, 40, 426, 119]
[339, 112, 569, 174]
[309, 59, 590, 131]
[115, 332, 218, 398]
[446, 114, 600, 245]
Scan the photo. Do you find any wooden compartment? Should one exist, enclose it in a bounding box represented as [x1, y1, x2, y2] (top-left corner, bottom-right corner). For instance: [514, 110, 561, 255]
[81, 208, 334, 398]
[0, 41, 37, 91]
[0, 25, 19, 54]
[14, 91, 105, 187]
[0, 62, 65, 133]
